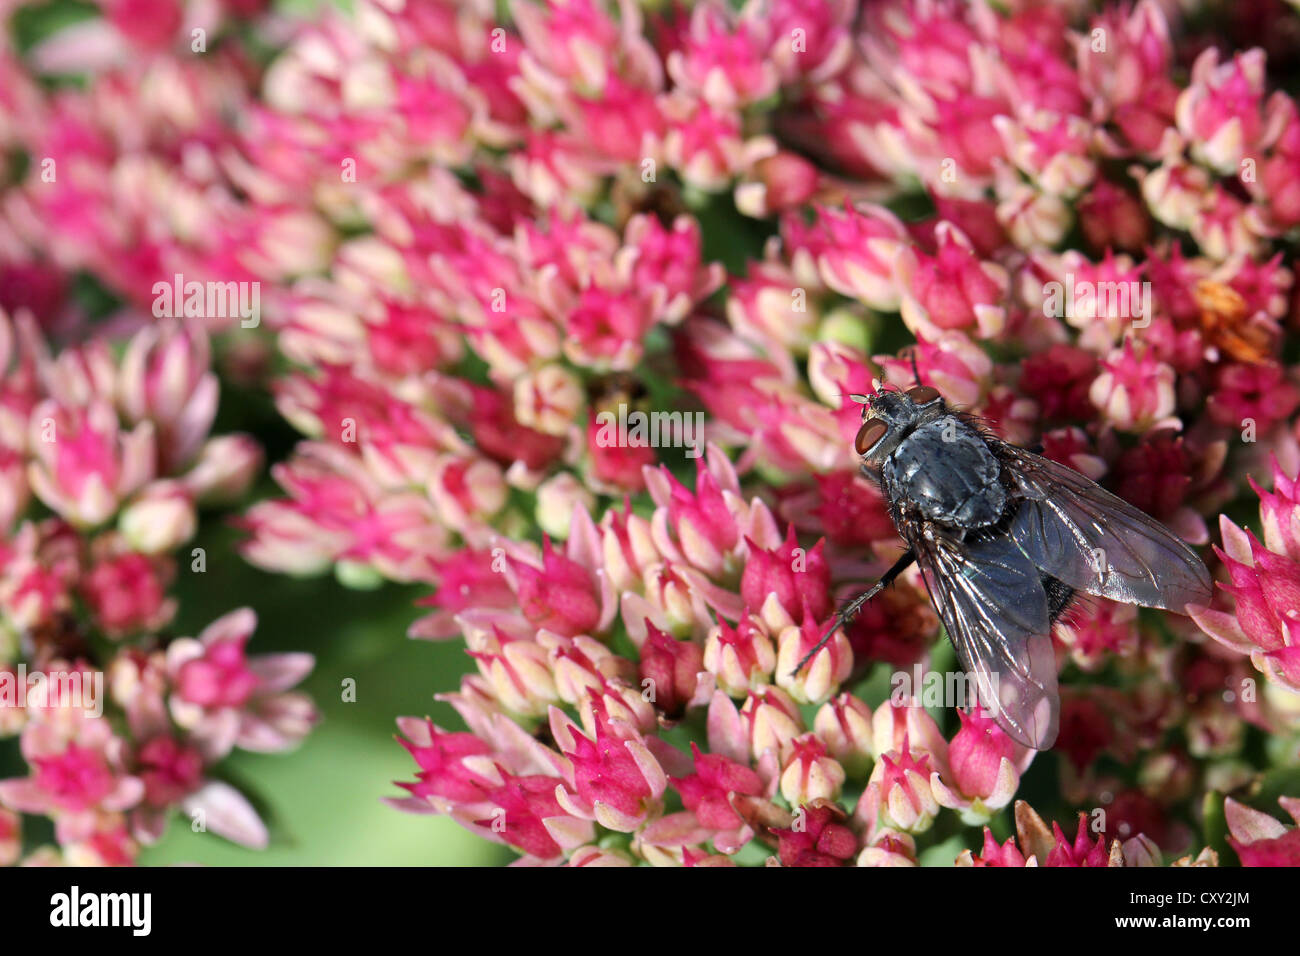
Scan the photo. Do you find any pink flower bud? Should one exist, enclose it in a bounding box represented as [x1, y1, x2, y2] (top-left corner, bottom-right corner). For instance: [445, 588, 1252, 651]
[638, 623, 704, 718]
[1056, 600, 1138, 671]
[1019, 344, 1099, 423]
[796, 203, 907, 311]
[513, 364, 584, 437]
[1089, 342, 1176, 432]
[959, 828, 1029, 867]
[1136, 160, 1212, 233]
[671, 742, 763, 831]
[467, 384, 566, 473]
[1176, 48, 1286, 175]
[474, 772, 577, 861]
[468, 631, 559, 719]
[181, 434, 262, 505]
[600, 502, 660, 593]
[135, 735, 203, 807]
[809, 472, 895, 549]
[740, 686, 804, 761]
[166, 608, 316, 759]
[871, 743, 939, 833]
[772, 801, 857, 866]
[1208, 361, 1300, 434]
[740, 526, 831, 624]
[1200, 528, 1300, 692]
[587, 411, 656, 493]
[735, 151, 822, 219]
[556, 718, 667, 832]
[930, 709, 1025, 820]
[512, 0, 627, 94]
[659, 462, 742, 579]
[726, 260, 821, 352]
[705, 615, 776, 696]
[118, 481, 197, 555]
[638, 562, 714, 639]
[624, 214, 724, 325]
[513, 538, 602, 638]
[395, 718, 493, 806]
[104, 0, 183, 50]
[1252, 457, 1300, 562]
[80, 550, 175, 638]
[814, 694, 875, 778]
[174, 634, 259, 710]
[995, 111, 1095, 199]
[27, 399, 156, 528]
[779, 733, 845, 805]
[662, 96, 747, 192]
[1045, 816, 1110, 867]
[666, 4, 778, 110]
[776, 611, 852, 705]
[534, 473, 594, 541]
[118, 319, 217, 471]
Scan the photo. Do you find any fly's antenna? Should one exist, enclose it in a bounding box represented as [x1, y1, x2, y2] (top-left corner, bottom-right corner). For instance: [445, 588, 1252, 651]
[824, 390, 874, 409]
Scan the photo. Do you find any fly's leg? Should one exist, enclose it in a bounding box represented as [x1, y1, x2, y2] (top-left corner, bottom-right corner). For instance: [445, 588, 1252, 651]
[906, 347, 922, 387]
[790, 549, 918, 676]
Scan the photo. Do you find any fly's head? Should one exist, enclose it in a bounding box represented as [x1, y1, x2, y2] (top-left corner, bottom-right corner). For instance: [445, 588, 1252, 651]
[851, 383, 945, 463]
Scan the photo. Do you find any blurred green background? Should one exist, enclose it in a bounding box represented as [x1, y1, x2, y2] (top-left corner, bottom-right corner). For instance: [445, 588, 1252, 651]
[138, 520, 512, 866]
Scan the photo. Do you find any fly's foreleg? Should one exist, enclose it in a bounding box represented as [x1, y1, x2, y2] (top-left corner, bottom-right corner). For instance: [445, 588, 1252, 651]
[790, 548, 918, 676]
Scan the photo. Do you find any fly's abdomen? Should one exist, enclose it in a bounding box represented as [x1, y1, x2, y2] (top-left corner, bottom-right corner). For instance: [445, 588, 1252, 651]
[884, 419, 1006, 528]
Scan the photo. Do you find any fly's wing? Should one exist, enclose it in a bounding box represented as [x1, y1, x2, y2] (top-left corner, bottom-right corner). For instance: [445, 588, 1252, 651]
[999, 445, 1213, 613]
[909, 528, 1060, 750]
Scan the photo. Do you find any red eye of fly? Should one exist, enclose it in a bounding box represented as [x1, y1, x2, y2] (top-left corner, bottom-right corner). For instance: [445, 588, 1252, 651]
[906, 385, 941, 405]
[855, 419, 888, 456]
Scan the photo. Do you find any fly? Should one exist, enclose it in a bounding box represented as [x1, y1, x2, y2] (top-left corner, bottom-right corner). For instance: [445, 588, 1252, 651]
[793, 376, 1213, 750]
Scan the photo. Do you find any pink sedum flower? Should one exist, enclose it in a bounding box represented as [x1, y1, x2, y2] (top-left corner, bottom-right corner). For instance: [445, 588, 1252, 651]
[1176, 48, 1289, 176]
[773, 801, 857, 867]
[667, 3, 778, 111]
[793, 203, 908, 312]
[79, 549, 176, 638]
[867, 739, 940, 834]
[1196, 515, 1300, 693]
[27, 399, 155, 528]
[166, 608, 317, 761]
[1089, 342, 1177, 433]
[929, 709, 1033, 824]
[896, 223, 1009, 340]
[554, 713, 667, 832]
[740, 526, 831, 625]
[779, 733, 845, 806]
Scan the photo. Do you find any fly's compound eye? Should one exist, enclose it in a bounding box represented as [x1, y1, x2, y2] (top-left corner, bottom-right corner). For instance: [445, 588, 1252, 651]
[906, 385, 941, 405]
[855, 418, 888, 456]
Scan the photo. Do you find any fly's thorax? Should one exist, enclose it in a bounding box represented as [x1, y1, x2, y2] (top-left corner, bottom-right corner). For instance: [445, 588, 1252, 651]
[882, 417, 1007, 529]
